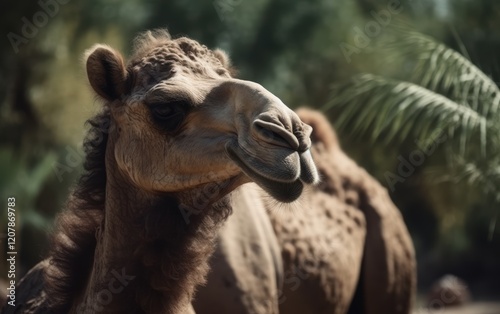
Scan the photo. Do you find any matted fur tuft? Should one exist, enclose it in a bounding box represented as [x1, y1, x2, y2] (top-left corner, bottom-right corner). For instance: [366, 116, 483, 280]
[128, 29, 235, 78]
[131, 29, 173, 61]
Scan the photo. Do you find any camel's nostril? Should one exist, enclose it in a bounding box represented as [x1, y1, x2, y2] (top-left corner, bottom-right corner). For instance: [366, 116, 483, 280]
[256, 124, 290, 147]
[253, 120, 300, 150]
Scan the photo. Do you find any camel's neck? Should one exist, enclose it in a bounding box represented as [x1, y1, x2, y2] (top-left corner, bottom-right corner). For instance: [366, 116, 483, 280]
[74, 157, 232, 313]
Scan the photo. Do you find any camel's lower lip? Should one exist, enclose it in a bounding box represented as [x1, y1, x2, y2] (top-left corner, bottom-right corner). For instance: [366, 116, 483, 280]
[225, 143, 303, 203]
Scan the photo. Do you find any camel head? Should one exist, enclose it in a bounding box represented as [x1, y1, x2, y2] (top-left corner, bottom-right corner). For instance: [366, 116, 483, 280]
[85, 30, 318, 203]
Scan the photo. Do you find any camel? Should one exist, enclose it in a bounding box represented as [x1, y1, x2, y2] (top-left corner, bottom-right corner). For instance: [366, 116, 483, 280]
[2, 30, 416, 314]
[1, 30, 319, 314]
[193, 109, 416, 314]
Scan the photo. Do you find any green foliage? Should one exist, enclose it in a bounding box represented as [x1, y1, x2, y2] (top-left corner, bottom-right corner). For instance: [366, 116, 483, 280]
[325, 74, 489, 150]
[0, 149, 56, 231]
[388, 28, 500, 120]
[326, 30, 500, 202]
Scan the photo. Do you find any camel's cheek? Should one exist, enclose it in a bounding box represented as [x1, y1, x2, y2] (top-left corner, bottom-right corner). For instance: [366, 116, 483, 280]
[113, 130, 237, 192]
[113, 130, 172, 190]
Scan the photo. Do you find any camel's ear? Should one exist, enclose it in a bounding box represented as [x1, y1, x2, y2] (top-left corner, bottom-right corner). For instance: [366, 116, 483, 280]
[213, 49, 238, 77]
[213, 49, 231, 68]
[85, 44, 129, 102]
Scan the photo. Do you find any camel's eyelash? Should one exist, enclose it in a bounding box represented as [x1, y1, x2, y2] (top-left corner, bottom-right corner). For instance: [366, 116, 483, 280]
[149, 101, 189, 132]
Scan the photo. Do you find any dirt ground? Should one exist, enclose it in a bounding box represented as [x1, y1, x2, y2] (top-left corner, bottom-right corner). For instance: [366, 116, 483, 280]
[413, 302, 500, 314]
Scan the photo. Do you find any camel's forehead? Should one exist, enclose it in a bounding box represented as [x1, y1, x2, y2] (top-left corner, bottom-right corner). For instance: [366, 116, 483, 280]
[128, 37, 230, 90]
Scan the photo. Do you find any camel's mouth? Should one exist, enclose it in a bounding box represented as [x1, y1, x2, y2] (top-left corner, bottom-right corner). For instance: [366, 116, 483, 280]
[225, 141, 318, 203]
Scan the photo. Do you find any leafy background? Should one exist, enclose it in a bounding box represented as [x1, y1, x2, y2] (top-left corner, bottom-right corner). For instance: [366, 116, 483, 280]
[1, 0, 499, 307]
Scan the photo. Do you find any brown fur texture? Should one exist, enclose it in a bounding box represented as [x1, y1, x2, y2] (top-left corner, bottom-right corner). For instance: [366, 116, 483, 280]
[127, 30, 232, 88]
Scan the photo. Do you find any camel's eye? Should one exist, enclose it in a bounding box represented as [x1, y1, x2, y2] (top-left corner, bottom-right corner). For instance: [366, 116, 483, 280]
[150, 101, 188, 132]
[152, 106, 174, 119]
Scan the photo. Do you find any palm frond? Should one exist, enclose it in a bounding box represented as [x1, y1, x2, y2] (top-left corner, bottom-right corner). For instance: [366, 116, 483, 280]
[383, 29, 500, 120]
[324, 74, 489, 153]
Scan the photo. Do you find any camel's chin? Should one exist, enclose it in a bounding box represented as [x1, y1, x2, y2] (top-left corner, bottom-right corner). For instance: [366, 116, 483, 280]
[260, 179, 304, 203]
[241, 168, 304, 203]
[225, 143, 304, 203]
